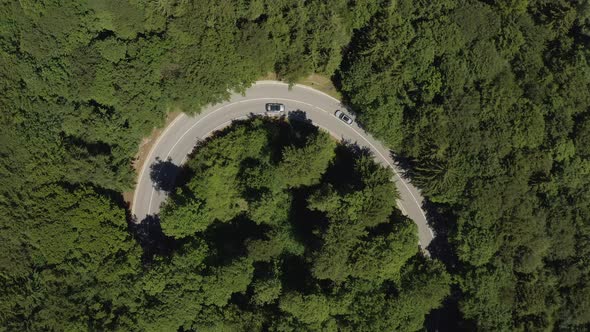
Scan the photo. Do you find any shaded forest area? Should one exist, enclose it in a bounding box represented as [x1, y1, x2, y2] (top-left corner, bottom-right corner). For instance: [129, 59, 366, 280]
[0, 0, 589, 331]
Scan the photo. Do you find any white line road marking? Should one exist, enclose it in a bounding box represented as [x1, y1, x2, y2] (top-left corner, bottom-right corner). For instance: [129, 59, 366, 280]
[346, 125, 429, 222]
[132, 113, 186, 215]
[396, 200, 408, 215]
[255, 84, 426, 221]
[179, 114, 258, 165]
[134, 81, 432, 251]
[255, 80, 342, 104]
[144, 97, 423, 223]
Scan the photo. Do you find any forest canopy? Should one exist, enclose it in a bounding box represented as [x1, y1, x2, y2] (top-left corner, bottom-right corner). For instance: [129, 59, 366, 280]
[151, 118, 449, 330]
[1, 0, 590, 331]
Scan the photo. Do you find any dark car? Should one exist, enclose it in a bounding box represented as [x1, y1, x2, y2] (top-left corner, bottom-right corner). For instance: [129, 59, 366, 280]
[265, 103, 285, 113]
[335, 110, 353, 125]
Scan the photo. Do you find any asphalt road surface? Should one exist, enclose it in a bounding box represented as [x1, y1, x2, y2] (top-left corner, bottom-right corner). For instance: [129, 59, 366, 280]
[132, 81, 434, 251]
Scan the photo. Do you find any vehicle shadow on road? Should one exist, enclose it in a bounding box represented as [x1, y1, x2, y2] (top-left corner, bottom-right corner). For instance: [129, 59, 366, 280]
[150, 157, 182, 192]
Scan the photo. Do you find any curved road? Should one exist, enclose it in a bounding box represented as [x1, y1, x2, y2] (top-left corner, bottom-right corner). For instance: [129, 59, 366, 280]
[132, 81, 434, 251]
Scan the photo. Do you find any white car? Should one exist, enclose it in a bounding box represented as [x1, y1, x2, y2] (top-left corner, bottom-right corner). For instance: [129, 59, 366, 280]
[335, 110, 353, 125]
[265, 103, 285, 113]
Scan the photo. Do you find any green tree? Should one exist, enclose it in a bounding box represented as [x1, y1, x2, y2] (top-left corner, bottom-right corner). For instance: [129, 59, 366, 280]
[276, 131, 336, 188]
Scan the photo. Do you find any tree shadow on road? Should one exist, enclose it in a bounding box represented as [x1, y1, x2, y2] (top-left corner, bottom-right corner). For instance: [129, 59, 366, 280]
[387, 150, 459, 266]
[150, 157, 182, 192]
[388, 151, 415, 180]
[288, 109, 315, 131]
[129, 214, 175, 263]
[322, 141, 372, 193]
[422, 201, 460, 270]
[386, 151, 469, 331]
[286, 109, 321, 148]
[286, 109, 311, 123]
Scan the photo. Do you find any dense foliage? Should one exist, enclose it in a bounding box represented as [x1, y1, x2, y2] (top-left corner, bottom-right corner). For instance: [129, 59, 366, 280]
[1, 0, 589, 330]
[0, 0, 377, 329]
[150, 118, 449, 330]
[340, 0, 590, 330]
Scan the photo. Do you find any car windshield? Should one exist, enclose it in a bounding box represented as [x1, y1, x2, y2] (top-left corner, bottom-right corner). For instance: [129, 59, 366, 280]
[271, 105, 280, 111]
[341, 114, 350, 121]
